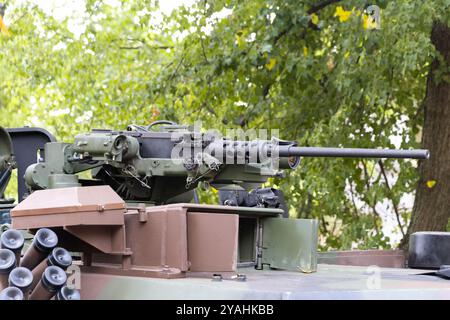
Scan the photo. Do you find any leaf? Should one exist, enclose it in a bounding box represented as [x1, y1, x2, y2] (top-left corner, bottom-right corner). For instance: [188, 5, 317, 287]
[426, 180, 436, 188]
[265, 58, 277, 71]
[235, 33, 245, 48]
[334, 6, 352, 23]
[0, 16, 10, 36]
[327, 56, 334, 70]
[303, 46, 308, 57]
[310, 13, 319, 25]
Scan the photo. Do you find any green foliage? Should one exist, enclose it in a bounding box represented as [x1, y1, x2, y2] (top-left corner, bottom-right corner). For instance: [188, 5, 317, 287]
[1, 0, 170, 140]
[1, 0, 448, 249]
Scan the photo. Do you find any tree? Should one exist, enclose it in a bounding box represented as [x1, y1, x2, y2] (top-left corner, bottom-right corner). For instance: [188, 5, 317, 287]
[402, 21, 450, 249]
[0, 0, 172, 200]
[0, 0, 171, 138]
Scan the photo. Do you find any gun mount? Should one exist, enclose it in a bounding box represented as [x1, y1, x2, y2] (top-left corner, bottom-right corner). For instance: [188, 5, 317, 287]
[23, 121, 429, 210]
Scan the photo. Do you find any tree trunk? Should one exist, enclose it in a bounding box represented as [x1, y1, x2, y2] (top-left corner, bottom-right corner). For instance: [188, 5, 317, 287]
[401, 21, 450, 249]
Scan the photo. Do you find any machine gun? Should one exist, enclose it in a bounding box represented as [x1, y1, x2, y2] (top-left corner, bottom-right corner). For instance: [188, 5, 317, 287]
[24, 121, 429, 212]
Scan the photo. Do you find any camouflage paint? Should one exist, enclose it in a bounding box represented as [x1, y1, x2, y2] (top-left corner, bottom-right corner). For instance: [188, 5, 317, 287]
[80, 264, 450, 300]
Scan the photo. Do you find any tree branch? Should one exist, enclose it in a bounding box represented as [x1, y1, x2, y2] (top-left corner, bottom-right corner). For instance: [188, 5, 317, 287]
[348, 180, 360, 218]
[307, 0, 342, 14]
[361, 160, 381, 234]
[378, 160, 406, 237]
[320, 215, 328, 234]
[119, 45, 172, 50]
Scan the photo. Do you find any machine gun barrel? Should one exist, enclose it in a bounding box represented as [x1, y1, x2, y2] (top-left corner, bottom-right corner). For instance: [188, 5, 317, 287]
[277, 146, 430, 159]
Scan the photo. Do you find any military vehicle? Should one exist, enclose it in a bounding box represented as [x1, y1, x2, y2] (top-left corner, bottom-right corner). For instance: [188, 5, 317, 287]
[0, 122, 449, 300]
